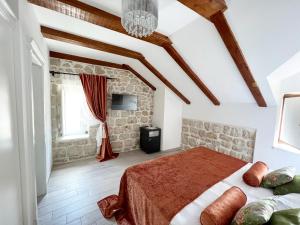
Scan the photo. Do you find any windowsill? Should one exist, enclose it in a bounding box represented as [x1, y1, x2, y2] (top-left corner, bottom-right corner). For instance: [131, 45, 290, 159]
[57, 134, 89, 142]
[273, 142, 300, 155]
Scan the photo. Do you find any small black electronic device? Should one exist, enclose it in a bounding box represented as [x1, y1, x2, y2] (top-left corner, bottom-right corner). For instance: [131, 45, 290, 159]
[140, 126, 161, 154]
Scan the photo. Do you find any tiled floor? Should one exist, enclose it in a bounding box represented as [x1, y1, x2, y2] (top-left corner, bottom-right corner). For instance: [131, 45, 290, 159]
[38, 149, 179, 225]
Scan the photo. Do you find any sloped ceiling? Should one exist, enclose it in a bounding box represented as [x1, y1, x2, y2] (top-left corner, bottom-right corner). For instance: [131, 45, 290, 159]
[31, 0, 300, 106]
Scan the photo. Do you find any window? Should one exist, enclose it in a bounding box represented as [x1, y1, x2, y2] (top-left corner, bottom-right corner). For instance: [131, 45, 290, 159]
[278, 94, 300, 151]
[61, 84, 90, 138]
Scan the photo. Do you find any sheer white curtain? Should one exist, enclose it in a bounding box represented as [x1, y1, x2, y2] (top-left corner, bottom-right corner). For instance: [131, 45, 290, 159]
[60, 75, 103, 148]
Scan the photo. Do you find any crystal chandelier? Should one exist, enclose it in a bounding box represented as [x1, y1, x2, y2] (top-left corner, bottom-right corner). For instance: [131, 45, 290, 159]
[121, 0, 158, 38]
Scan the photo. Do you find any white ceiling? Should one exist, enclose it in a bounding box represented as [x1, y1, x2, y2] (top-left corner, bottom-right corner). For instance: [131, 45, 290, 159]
[33, 3, 254, 105]
[31, 0, 300, 106]
[78, 0, 199, 36]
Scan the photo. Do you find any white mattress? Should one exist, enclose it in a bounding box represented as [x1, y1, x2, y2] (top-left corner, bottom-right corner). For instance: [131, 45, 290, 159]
[170, 163, 300, 225]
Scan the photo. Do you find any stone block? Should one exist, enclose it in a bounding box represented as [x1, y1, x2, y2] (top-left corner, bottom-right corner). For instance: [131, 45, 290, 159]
[119, 133, 130, 140]
[68, 146, 84, 159]
[206, 132, 218, 139]
[141, 117, 148, 123]
[190, 127, 198, 135]
[188, 137, 197, 147]
[84, 145, 97, 156]
[232, 145, 243, 152]
[230, 128, 243, 137]
[247, 140, 255, 148]
[116, 118, 127, 126]
[53, 148, 67, 159]
[111, 141, 123, 149]
[233, 139, 245, 147]
[53, 158, 68, 165]
[182, 126, 188, 132]
[212, 124, 222, 133]
[219, 134, 232, 142]
[223, 126, 231, 135]
[127, 117, 137, 124]
[221, 141, 231, 149]
[124, 140, 133, 147]
[204, 122, 211, 131]
[72, 139, 88, 145]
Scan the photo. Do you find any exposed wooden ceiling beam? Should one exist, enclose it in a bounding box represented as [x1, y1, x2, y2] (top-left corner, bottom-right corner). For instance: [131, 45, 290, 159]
[42, 27, 143, 60]
[163, 44, 220, 105]
[139, 58, 191, 104]
[50, 51, 123, 69]
[29, 0, 171, 46]
[178, 0, 227, 20]
[121, 65, 156, 91]
[177, 1, 267, 106]
[42, 27, 190, 104]
[210, 12, 267, 107]
[49, 51, 156, 91]
[29, 0, 219, 105]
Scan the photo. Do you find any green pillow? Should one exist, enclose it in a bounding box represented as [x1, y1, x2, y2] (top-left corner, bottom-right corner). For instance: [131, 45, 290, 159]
[267, 208, 300, 225]
[274, 175, 300, 195]
[231, 198, 277, 225]
[261, 167, 296, 188]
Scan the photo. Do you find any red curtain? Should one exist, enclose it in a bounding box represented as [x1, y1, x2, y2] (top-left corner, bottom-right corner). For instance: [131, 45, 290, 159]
[80, 74, 119, 162]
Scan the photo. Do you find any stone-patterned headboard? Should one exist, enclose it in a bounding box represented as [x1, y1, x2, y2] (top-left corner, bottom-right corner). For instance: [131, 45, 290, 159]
[182, 118, 256, 162]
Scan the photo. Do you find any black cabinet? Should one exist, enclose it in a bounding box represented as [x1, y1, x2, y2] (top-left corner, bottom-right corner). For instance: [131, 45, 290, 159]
[140, 126, 161, 154]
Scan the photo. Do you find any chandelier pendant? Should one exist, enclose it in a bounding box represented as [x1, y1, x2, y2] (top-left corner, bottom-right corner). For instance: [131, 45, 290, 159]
[121, 0, 158, 38]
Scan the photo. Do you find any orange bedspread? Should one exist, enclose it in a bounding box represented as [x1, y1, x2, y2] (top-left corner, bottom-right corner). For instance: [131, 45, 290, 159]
[98, 147, 246, 225]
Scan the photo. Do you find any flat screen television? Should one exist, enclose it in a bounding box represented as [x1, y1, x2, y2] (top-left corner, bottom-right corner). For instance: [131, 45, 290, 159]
[111, 94, 138, 110]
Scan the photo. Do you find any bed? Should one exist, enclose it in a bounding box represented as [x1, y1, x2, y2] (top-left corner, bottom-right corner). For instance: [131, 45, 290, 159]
[98, 147, 300, 225]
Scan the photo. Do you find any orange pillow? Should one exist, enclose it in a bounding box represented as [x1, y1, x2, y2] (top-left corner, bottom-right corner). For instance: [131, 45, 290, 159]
[243, 161, 268, 187]
[200, 186, 247, 225]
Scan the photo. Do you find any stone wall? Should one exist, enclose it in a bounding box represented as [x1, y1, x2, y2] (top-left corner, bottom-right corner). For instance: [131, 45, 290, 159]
[50, 58, 154, 165]
[182, 118, 256, 162]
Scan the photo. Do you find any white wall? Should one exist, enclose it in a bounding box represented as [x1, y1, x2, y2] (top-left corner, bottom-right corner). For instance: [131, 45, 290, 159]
[161, 89, 183, 150]
[0, 11, 23, 225]
[225, 0, 300, 105]
[152, 87, 166, 134]
[153, 87, 183, 151]
[19, 0, 52, 180]
[0, 0, 51, 224]
[16, 1, 51, 223]
[32, 64, 48, 196]
[170, 0, 300, 171]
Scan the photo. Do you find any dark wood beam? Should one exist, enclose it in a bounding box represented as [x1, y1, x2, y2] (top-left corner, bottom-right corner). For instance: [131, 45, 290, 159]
[49, 51, 156, 91]
[178, 0, 227, 20]
[210, 12, 267, 107]
[50, 51, 123, 69]
[42, 26, 143, 60]
[139, 58, 191, 104]
[122, 65, 156, 91]
[29, 0, 171, 46]
[42, 27, 190, 104]
[29, 0, 219, 105]
[163, 44, 220, 105]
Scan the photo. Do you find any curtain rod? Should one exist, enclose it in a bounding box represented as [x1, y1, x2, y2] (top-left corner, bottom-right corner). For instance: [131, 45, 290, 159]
[49, 71, 115, 79]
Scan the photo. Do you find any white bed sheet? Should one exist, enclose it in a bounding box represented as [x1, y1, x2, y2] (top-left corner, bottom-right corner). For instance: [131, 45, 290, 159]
[170, 163, 300, 225]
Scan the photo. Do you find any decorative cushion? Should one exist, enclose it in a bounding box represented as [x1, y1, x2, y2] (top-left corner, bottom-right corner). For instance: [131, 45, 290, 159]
[231, 198, 277, 225]
[267, 208, 300, 225]
[243, 162, 268, 187]
[200, 186, 247, 225]
[274, 175, 300, 195]
[261, 167, 296, 188]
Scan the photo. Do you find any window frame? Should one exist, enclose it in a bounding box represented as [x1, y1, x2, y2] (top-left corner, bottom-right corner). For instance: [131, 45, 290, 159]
[278, 93, 300, 150]
[60, 83, 90, 139]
